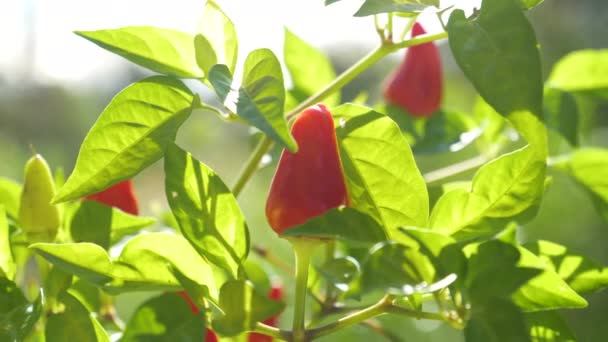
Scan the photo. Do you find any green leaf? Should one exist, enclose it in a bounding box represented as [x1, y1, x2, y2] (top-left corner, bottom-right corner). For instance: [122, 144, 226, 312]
[513, 245, 587, 311]
[208, 50, 297, 152]
[526, 311, 576, 342]
[194, 34, 217, 77]
[447, 0, 543, 118]
[70, 200, 156, 249]
[465, 297, 530, 342]
[0, 277, 42, 341]
[333, 104, 428, 237]
[30, 242, 114, 285]
[284, 28, 339, 107]
[238, 49, 297, 152]
[54, 76, 195, 203]
[76, 27, 203, 78]
[45, 292, 109, 342]
[360, 242, 437, 294]
[472, 97, 507, 153]
[212, 280, 284, 336]
[0, 208, 15, 280]
[560, 148, 608, 222]
[354, 0, 436, 17]
[546, 49, 608, 95]
[121, 292, 207, 342]
[543, 88, 579, 147]
[430, 145, 546, 240]
[165, 144, 249, 278]
[0, 178, 21, 219]
[280, 207, 388, 246]
[31, 233, 217, 296]
[465, 240, 541, 302]
[196, 0, 239, 73]
[317, 257, 360, 292]
[524, 240, 608, 295]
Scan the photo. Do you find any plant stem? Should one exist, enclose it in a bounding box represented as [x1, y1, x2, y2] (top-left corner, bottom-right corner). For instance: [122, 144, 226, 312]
[308, 295, 445, 340]
[289, 238, 320, 342]
[231, 136, 273, 197]
[254, 322, 291, 341]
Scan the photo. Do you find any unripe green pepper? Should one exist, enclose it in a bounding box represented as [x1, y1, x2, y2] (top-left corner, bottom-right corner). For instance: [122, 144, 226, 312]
[18, 154, 60, 242]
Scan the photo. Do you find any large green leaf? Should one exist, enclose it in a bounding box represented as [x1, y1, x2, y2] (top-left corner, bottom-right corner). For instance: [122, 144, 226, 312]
[284, 29, 339, 107]
[546, 49, 608, 95]
[76, 27, 203, 78]
[333, 104, 428, 237]
[525, 240, 608, 295]
[31, 233, 217, 296]
[519, 0, 545, 9]
[0, 208, 15, 280]
[0, 178, 20, 219]
[354, 0, 437, 17]
[69, 200, 156, 249]
[513, 245, 587, 311]
[0, 277, 42, 341]
[54, 76, 195, 203]
[280, 207, 388, 246]
[526, 311, 576, 342]
[45, 292, 109, 342]
[165, 144, 249, 278]
[559, 148, 608, 222]
[465, 297, 530, 342]
[430, 145, 545, 240]
[121, 292, 207, 342]
[212, 280, 284, 336]
[208, 50, 297, 152]
[196, 0, 238, 73]
[447, 0, 543, 119]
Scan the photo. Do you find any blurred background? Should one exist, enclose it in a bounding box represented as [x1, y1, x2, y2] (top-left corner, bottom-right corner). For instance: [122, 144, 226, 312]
[1, 0, 607, 341]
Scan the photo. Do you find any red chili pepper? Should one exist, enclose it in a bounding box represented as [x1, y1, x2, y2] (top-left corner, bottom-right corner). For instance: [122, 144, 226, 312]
[266, 104, 348, 234]
[176, 291, 218, 342]
[383, 22, 442, 117]
[248, 282, 284, 342]
[84, 180, 139, 215]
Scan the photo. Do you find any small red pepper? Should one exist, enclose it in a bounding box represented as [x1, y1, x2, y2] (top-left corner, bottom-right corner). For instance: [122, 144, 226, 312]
[383, 22, 442, 117]
[84, 180, 139, 215]
[265, 104, 348, 234]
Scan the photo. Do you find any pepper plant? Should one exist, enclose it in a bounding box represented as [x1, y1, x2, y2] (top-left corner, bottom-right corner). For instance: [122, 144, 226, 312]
[2, 0, 608, 341]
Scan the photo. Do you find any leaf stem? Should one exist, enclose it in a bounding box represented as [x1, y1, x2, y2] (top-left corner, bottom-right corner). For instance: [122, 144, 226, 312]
[289, 238, 320, 342]
[253, 322, 291, 341]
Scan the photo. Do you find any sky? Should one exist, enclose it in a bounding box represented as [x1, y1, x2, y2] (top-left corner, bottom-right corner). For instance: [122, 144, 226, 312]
[0, 0, 480, 86]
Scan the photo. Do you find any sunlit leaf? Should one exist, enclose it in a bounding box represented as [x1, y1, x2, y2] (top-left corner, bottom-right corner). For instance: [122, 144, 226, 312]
[0, 178, 21, 219]
[0, 209, 15, 280]
[333, 104, 428, 237]
[54, 76, 195, 203]
[354, 0, 437, 17]
[196, 0, 238, 73]
[76, 27, 203, 78]
[526, 311, 576, 342]
[525, 240, 608, 295]
[165, 144, 249, 278]
[430, 146, 545, 240]
[547, 49, 608, 96]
